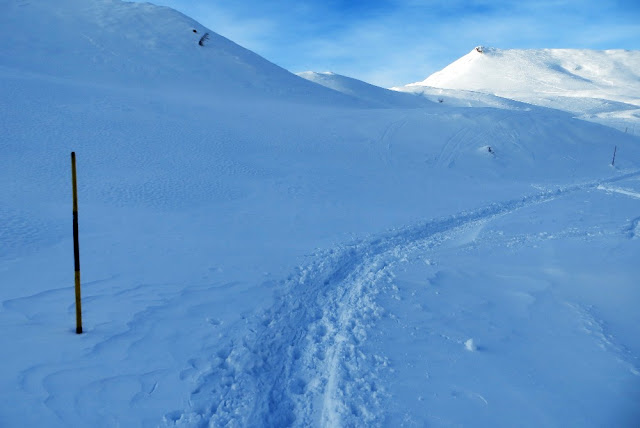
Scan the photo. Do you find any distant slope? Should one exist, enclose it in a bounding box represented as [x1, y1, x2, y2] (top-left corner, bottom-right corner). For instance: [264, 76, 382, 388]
[297, 71, 435, 108]
[390, 85, 532, 111]
[396, 47, 640, 132]
[0, 0, 361, 105]
[298, 70, 534, 112]
[405, 47, 640, 106]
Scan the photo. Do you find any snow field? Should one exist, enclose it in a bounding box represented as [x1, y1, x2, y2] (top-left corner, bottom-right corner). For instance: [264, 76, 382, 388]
[3, 65, 640, 425]
[1, 1, 640, 427]
[168, 172, 640, 426]
[371, 180, 640, 427]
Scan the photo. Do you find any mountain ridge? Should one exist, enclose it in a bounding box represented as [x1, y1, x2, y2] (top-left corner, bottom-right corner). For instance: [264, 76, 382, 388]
[0, 0, 364, 105]
[393, 47, 640, 132]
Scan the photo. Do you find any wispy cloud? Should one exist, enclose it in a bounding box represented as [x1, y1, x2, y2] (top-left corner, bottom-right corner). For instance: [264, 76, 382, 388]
[132, 0, 640, 87]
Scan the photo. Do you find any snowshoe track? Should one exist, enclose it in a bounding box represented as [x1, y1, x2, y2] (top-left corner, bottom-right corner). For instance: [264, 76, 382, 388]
[169, 170, 640, 427]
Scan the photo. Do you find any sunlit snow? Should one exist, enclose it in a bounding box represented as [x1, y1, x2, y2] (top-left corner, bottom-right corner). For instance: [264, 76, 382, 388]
[1, 1, 639, 427]
[395, 47, 640, 134]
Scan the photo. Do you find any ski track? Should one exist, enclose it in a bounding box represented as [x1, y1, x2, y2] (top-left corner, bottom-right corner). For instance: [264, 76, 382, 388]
[435, 112, 517, 168]
[380, 118, 407, 166]
[169, 170, 640, 427]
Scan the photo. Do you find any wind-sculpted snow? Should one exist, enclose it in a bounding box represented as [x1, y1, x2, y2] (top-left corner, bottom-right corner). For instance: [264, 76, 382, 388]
[2, 1, 640, 427]
[567, 302, 640, 377]
[169, 170, 640, 426]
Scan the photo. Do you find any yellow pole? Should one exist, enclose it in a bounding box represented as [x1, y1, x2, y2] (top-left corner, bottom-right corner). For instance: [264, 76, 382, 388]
[71, 152, 83, 334]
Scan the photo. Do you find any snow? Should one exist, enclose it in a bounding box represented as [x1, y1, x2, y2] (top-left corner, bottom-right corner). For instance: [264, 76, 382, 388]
[297, 71, 434, 108]
[302, 70, 533, 111]
[395, 47, 640, 133]
[464, 339, 476, 352]
[1, 1, 640, 427]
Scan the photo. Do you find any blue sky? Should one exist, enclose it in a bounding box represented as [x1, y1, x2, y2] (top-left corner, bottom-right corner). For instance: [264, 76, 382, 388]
[137, 0, 640, 87]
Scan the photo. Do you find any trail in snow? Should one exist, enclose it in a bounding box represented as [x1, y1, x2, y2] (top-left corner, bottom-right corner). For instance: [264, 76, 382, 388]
[168, 170, 640, 427]
[597, 184, 640, 200]
[379, 118, 407, 168]
[597, 184, 640, 239]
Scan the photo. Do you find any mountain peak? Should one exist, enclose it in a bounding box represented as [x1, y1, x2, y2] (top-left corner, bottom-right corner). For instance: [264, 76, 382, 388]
[407, 48, 640, 101]
[396, 47, 640, 129]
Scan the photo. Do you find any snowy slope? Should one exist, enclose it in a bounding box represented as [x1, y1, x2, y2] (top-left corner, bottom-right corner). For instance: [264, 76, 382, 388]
[297, 71, 435, 108]
[0, 0, 361, 104]
[300, 70, 533, 111]
[397, 47, 640, 132]
[2, 1, 640, 427]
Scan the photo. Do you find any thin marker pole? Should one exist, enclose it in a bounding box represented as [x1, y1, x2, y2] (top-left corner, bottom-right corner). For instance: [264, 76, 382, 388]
[71, 152, 83, 334]
[611, 146, 617, 167]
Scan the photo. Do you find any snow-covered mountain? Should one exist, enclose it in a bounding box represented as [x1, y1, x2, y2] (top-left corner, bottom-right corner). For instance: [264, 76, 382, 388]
[2, 1, 640, 427]
[0, 0, 362, 105]
[395, 47, 640, 132]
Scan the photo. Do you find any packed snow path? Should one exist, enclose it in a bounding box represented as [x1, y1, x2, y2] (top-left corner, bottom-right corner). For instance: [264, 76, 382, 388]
[169, 170, 640, 427]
